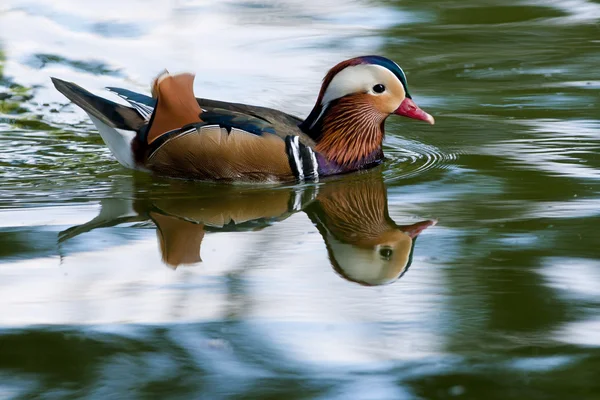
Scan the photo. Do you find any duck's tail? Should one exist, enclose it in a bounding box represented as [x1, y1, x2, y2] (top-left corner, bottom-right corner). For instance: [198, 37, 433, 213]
[51, 77, 146, 169]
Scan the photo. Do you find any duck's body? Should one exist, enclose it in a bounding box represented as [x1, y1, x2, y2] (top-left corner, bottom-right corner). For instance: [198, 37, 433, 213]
[52, 55, 434, 183]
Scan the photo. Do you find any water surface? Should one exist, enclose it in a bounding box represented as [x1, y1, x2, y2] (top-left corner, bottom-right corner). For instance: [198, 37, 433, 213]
[1, 0, 599, 398]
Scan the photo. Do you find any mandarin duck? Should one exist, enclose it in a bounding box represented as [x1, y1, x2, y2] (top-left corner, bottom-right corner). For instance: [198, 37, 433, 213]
[52, 56, 434, 183]
[59, 171, 434, 284]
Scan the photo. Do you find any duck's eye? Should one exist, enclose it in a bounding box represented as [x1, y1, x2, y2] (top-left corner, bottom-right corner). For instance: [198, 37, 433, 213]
[373, 84, 386, 94]
[379, 247, 393, 260]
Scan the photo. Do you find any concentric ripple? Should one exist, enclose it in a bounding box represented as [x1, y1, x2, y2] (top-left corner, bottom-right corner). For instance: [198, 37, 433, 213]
[382, 135, 459, 183]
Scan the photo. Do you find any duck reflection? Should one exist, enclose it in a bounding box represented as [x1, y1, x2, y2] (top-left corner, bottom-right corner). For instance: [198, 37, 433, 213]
[59, 171, 434, 285]
[304, 177, 435, 285]
[145, 189, 308, 267]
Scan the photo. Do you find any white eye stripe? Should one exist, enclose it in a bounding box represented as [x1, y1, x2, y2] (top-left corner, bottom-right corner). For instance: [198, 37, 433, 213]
[321, 64, 399, 105]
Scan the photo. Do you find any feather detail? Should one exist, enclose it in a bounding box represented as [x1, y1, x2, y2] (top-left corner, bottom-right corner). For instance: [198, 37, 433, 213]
[316, 58, 364, 108]
[105, 87, 155, 120]
[314, 94, 386, 167]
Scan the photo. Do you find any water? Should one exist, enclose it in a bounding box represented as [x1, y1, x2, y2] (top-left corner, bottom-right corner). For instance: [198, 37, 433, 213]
[1, 0, 599, 398]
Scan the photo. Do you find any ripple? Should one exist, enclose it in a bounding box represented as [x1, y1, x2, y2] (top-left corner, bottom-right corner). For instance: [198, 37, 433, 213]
[383, 135, 459, 182]
[0, 126, 125, 207]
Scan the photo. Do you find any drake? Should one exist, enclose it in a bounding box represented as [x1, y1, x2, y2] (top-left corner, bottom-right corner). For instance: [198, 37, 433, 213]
[52, 55, 434, 183]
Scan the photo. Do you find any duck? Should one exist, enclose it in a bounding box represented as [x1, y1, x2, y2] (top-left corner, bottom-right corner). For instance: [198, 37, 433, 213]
[59, 171, 435, 284]
[52, 55, 434, 183]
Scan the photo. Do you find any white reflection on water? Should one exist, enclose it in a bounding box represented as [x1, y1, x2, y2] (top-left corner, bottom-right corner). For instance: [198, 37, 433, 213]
[526, 198, 600, 219]
[524, 0, 600, 23]
[556, 319, 600, 347]
[483, 119, 600, 180]
[539, 257, 600, 301]
[540, 257, 600, 347]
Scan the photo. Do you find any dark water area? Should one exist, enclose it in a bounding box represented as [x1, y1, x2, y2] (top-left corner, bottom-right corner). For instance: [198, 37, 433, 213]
[1, 0, 599, 398]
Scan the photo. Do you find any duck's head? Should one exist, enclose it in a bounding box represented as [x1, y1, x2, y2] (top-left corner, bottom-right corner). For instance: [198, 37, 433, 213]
[300, 55, 434, 167]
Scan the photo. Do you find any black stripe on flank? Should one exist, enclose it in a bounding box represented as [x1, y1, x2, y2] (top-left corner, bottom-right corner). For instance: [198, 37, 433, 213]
[299, 143, 318, 181]
[285, 136, 301, 180]
[285, 136, 319, 182]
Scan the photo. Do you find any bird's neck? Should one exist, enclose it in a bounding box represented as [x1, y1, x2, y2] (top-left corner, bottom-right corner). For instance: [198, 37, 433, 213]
[300, 97, 387, 175]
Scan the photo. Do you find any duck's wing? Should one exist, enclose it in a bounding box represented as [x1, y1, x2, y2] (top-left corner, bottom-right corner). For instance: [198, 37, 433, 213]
[196, 98, 308, 142]
[133, 73, 317, 182]
[106, 85, 312, 145]
[105, 86, 155, 120]
[105, 88, 304, 128]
